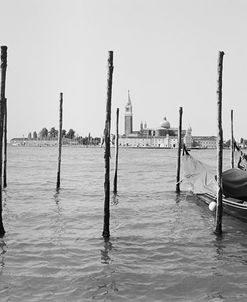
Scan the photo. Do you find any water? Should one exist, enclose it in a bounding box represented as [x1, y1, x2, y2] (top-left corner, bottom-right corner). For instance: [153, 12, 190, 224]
[1, 146, 247, 301]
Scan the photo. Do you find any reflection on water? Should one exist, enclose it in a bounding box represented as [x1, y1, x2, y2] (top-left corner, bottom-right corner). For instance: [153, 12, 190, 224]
[0, 239, 6, 275]
[214, 234, 225, 262]
[101, 238, 113, 265]
[51, 192, 65, 247]
[175, 191, 189, 203]
[89, 238, 118, 300]
[2, 190, 7, 208]
[111, 194, 119, 206]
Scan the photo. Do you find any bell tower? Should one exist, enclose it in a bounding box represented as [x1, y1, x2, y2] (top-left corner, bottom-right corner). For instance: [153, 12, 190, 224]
[124, 90, 133, 135]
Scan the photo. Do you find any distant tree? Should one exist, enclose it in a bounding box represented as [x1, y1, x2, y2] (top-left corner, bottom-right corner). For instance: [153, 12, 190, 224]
[39, 127, 48, 139]
[240, 138, 244, 144]
[92, 137, 101, 145]
[82, 136, 89, 145]
[62, 129, 66, 137]
[28, 132, 32, 140]
[49, 127, 58, 139]
[33, 131, 37, 140]
[76, 136, 83, 144]
[66, 129, 75, 139]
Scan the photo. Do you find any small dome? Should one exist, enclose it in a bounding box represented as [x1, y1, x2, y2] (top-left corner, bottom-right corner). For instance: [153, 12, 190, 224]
[160, 117, 170, 129]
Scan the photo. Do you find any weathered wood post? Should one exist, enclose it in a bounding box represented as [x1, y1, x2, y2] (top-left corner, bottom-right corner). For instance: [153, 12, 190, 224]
[56, 92, 63, 191]
[3, 98, 7, 188]
[215, 51, 224, 234]
[176, 107, 183, 193]
[102, 51, 114, 238]
[0, 46, 7, 236]
[230, 109, 234, 168]
[113, 108, 119, 195]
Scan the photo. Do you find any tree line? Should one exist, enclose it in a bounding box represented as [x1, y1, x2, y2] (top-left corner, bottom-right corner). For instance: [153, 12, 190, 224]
[28, 127, 76, 140]
[27, 127, 101, 145]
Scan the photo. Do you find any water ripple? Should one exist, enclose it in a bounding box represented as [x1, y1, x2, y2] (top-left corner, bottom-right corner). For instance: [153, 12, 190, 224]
[1, 147, 247, 301]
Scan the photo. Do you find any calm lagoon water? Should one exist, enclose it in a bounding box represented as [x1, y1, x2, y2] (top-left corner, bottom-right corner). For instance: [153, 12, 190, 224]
[0, 146, 247, 301]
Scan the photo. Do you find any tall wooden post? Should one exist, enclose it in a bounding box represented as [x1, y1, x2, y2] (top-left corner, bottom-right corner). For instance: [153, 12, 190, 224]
[0, 46, 7, 236]
[113, 108, 119, 195]
[3, 98, 7, 188]
[56, 92, 63, 191]
[230, 109, 234, 168]
[176, 107, 183, 193]
[102, 51, 114, 238]
[215, 51, 224, 234]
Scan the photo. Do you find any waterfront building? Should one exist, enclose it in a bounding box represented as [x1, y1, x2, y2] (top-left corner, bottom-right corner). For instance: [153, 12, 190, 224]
[119, 92, 186, 148]
[183, 126, 193, 148]
[182, 127, 217, 149]
[192, 136, 217, 149]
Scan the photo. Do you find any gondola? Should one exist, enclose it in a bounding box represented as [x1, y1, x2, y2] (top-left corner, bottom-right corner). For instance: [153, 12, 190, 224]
[182, 144, 247, 222]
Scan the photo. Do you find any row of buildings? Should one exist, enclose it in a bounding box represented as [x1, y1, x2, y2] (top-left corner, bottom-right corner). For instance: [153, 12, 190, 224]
[119, 91, 217, 149]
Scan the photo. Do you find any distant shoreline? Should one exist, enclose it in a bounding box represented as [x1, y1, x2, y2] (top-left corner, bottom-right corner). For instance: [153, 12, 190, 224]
[9, 143, 220, 150]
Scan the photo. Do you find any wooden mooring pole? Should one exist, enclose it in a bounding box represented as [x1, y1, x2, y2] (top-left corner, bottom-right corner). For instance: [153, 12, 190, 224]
[102, 51, 114, 238]
[3, 98, 7, 188]
[56, 92, 63, 191]
[113, 108, 119, 195]
[176, 107, 183, 193]
[215, 51, 224, 235]
[0, 46, 7, 236]
[230, 109, 234, 168]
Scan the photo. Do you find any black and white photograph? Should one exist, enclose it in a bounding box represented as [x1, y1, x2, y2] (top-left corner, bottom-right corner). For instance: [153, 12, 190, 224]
[1, 1, 247, 301]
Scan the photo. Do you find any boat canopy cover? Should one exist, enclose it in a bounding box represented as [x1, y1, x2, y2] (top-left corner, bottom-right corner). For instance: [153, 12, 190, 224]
[182, 152, 217, 195]
[182, 148, 247, 200]
[222, 168, 247, 201]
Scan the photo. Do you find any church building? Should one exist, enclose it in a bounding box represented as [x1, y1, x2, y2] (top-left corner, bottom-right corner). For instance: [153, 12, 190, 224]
[124, 90, 133, 136]
[119, 91, 188, 148]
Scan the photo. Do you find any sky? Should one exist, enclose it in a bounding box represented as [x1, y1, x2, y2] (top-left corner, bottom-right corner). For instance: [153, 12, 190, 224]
[1, 0, 247, 141]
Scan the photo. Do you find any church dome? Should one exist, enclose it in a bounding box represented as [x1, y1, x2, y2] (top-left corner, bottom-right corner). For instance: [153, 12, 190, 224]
[160, 117, 170, 129]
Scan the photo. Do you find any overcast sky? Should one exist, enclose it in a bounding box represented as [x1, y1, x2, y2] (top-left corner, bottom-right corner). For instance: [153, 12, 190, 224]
[1, 0, 247, 141]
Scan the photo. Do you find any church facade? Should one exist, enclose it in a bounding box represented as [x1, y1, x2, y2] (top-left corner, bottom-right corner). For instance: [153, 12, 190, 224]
[119, 91, 187, 148]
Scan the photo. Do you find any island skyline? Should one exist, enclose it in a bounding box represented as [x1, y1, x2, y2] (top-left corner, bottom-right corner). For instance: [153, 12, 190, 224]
[1, 1, 247, 142]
